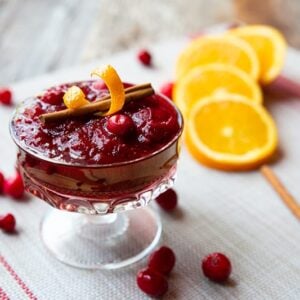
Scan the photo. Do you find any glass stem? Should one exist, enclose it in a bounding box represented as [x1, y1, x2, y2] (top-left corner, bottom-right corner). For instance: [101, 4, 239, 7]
[84, 213, 118, 225]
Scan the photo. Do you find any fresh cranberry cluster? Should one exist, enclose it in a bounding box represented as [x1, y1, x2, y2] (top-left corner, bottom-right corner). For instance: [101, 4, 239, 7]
[136, 189, 178, 297]
[0, 170, 25, 234]
[0, 87, 22, 234]
[136, 189, 232, 296]
[137, 246, 232, 297]
[137, 246, 176, 297]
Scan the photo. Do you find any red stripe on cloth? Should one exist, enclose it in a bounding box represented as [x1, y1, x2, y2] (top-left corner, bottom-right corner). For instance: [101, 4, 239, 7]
[0, 255, 37, 300]
[0, 287, 10, 300]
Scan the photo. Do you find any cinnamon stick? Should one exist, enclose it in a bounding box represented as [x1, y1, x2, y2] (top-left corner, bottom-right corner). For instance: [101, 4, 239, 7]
[40, 83, 154, 123]
[261, 165, 300, 220]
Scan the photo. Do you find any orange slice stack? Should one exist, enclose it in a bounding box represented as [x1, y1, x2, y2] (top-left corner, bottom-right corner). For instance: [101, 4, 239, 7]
[174, 24, 286, 170]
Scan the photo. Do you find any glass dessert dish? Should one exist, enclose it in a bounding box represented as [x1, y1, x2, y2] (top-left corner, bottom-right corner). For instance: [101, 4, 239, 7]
[10, 80, 183, 269]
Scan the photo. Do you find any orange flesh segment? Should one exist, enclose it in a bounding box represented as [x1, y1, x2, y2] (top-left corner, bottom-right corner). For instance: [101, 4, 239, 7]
[194, 101, 268, 155]
[176, 36, 260, 80]
[229, 25, 287, 84]
[173, 64, 262, 118]
[242, 35, 274, 80]
[91, 65, 125, 116]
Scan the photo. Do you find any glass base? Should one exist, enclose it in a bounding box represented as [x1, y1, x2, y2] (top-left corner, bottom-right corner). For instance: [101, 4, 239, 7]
[40, 206, 162, 269]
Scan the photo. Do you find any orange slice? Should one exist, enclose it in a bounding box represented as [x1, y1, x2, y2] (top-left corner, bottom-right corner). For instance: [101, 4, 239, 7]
[228, 25, 287, 84]
[176, 36, 260, 80]
[186, 94, 278, 171]
[174, 64, 262, 117]
[91, 65, 125, 116]
[63, 86, 89, 109]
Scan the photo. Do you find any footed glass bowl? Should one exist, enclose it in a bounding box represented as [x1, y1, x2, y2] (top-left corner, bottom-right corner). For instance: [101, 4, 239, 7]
[10, 92, 183, 269]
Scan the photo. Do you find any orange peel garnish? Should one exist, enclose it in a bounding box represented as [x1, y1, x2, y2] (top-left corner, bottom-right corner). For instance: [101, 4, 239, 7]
[63, 86, 89, 109]
[91, 65, 125, 116]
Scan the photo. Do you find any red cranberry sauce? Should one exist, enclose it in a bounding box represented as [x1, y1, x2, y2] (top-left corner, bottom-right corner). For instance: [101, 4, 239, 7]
[12, 81, 180, 165]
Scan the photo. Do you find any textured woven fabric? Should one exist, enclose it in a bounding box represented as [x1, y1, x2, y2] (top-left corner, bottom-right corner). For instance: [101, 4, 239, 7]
[0, 37, 299, 300]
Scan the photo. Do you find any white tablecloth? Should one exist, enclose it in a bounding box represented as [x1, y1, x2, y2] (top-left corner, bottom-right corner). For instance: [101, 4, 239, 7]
[0, 36, 299, 300]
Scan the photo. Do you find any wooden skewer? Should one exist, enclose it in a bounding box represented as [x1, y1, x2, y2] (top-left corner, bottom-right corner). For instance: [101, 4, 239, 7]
[261, 165, 300, 220]
[40, 83, 154, 123]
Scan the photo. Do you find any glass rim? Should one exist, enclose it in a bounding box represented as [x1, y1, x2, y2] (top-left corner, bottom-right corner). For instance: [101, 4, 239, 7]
[10, 90, 184, 169]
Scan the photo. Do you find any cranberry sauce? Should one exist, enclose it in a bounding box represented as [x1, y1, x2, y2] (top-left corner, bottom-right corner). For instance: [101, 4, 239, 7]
[12, 81, 180, 165]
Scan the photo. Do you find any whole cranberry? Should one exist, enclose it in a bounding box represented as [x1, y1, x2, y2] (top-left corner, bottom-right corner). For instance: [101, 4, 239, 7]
[137, 49, 152, 66]
[4, 172, 25, 199]
[0, 214, 16, 233]
[137, 268, 168, 297]
[155, 189, 178, 211]
[0, 88, 13, 105]
[160, 82, 174, 100]
[107, 114, 135, 137]
[202, 253, 232, 283]
[0, 171, 4, 193]
[148, 246, 176, 275]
